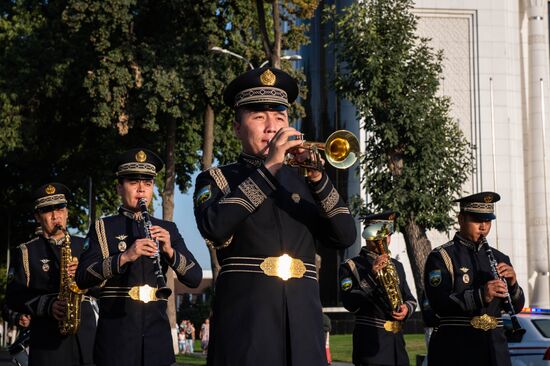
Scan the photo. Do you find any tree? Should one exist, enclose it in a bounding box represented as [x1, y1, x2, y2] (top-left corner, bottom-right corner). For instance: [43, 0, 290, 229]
[328, 0, 472, 302]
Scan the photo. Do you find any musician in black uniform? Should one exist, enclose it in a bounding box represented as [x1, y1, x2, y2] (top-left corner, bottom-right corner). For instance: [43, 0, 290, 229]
[75, 148, 202, 366]
[340, 211, 417, 366]
[6, 183, 96, 366]
[424, 192, 525, 366]
[193, 67, 357, 366]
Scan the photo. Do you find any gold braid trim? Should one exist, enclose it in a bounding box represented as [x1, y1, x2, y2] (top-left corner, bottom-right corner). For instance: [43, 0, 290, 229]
[320, 187, 340, 212]
[439, 248, 454, 288]
[175, 253, 187, 276]
[209, 168, 231, 195]
[19, 244, 30, 287]
[95, 218, 110, 287]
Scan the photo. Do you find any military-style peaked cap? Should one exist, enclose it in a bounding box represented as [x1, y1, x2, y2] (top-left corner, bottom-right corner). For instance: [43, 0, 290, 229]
[223, 67, 299, 110]
[33, 183, 70, 212]
[115, 148, 164, 179]
[361, 210, 400, 241]
[455, 191, 500, 221]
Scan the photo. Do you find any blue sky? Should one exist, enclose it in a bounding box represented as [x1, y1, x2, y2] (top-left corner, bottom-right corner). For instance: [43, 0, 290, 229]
[154, 173, 211, 270]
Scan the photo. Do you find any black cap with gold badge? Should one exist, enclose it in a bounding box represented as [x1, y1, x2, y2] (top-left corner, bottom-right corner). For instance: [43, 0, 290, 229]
[115, 148, 164, 180]
[361, 210, 400, 241]
[455, 191, 500, 221]
[32, 183, 71, 213]
[223, 67, 299, 111]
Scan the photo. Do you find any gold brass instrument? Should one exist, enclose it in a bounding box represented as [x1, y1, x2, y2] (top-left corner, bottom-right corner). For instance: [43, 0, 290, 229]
[363, 222, 403, 312]
[56, 225, 85, 335]
[285, 130, 360, 170]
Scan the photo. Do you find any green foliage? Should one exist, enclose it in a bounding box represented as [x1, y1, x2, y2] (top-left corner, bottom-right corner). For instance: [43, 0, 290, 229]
[328, 0, 472, 231]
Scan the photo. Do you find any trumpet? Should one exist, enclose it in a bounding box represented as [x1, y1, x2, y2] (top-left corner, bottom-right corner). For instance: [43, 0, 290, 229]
[285, 130, 360, 170]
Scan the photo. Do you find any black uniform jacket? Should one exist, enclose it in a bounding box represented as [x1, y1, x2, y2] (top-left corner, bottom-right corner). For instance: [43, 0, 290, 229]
[75, 209, 202, 366]
[424, 234, 525, 366]
[194, 153, 357, 366]
[7, 235, 96, 366]
[340, 247, 417, 366]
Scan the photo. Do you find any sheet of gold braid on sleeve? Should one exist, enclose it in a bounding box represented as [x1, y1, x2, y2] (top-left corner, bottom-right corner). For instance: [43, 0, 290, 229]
[19, 244, 30, 287]
[96, 218, 110, 287]
[439, 248, 454, 287]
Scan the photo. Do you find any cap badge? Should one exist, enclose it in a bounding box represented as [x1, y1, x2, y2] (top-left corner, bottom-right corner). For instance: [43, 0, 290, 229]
[389, 213, 396, 220]
[260, 69, 276, 86]
[45, 185, 56, 195]
[135, 150, 147, 163]
[484, 195, 493, 203]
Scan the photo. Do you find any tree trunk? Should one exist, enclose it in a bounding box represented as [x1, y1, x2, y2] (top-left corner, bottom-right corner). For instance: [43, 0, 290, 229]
[201, 103, 221, 283]
[271, 0, 281, 68]
[401, 219, 432, 303]
[161, 116, 178, 354]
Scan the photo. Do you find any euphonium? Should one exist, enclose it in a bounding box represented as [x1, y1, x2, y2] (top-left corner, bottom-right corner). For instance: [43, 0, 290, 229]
[364, 222, 403, 312]
[56, 225, 85, 335]
[285, 130, 360, 170]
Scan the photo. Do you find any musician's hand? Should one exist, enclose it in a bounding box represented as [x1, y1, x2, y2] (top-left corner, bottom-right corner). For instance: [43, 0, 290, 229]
[497, 262, 517, 286]
[66, 257, 78, 277]
[392, 304, 408, 321]
[51, 300, 67, 321]
[372, 254, 390, 274]
[293, 150, 325, 183]
[264, 127, 304, 175]
[484, 279, 509, 303]
[18, 314, 31, 328]
[120, 238, 158, 265]
[151, 225, 174, 261]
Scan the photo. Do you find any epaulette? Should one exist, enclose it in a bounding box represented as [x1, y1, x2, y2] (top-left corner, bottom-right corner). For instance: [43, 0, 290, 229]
[434, 240, 454, 251]
[206, 166, 232, 196]
[17, 237, 39, 249]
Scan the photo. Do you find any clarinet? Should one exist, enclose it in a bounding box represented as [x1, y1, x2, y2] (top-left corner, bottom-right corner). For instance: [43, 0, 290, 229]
[138, 198, 172, 300]
[480, 235, 525, 335]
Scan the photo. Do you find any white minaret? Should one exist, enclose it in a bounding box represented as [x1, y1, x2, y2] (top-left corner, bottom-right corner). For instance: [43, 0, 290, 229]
[525, 0, 550, 308]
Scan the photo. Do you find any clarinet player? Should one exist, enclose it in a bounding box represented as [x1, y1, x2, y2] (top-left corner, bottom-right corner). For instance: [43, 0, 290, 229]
[75, 148, 202, 366]
[424, 192, 525, 366]
[6, 183, 96, 366]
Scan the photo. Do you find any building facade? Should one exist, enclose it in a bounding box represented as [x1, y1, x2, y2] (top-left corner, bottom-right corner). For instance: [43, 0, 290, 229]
[302, 0, 550, 308]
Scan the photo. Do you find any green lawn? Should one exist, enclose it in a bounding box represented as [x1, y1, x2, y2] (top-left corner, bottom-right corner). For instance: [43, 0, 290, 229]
[175, 334, 427, 365]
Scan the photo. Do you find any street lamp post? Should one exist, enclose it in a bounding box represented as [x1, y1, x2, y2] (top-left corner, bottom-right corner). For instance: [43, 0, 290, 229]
[210, 47, 254, 70]
[259, 55, 302, 68]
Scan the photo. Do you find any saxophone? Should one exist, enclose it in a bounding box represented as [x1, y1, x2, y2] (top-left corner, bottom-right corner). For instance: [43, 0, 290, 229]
[373, 225, 403, 313]
[56, 225, 85, 335]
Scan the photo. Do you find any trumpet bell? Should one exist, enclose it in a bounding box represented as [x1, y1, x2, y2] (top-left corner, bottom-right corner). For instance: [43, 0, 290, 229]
[325, 130, 360, 169]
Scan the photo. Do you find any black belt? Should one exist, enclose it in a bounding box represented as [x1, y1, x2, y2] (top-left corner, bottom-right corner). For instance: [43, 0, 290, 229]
[219, 255, 318, 281]
[355, 315, 403, 333]
[99, 285, 167, 303]
[438, 315, 503, 331]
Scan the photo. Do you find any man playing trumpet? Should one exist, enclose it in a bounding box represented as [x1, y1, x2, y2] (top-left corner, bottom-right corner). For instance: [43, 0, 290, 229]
[193, 66, 357, 366]
[6, 183, 96, 366]
[340, 211, 417, 366]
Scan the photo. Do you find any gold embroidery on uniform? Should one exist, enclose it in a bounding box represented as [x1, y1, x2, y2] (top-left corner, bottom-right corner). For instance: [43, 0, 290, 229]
[86, 264, 104, 280]
[102, 257, 113, 279]
[325, 207, 351, 218]
[208, 168, 231, 195]
[205, 236, 233, 250]
[20, 244, 30, 287]
[320, 187, 340, 212]
[175, 253, 187, 276]
[219, 197, 255, 213]
[239, 177, 266, 208]
[439, 248, 454, 288]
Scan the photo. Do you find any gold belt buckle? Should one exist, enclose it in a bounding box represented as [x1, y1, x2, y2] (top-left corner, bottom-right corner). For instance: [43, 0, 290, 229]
[383, 320, 402, 333]
[260, 254, 306, 280]
[470, 314, 498, 331]
[128, 284, 158, 303]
